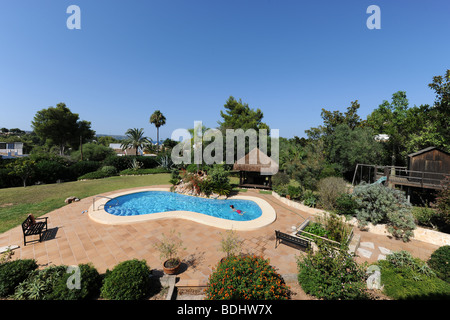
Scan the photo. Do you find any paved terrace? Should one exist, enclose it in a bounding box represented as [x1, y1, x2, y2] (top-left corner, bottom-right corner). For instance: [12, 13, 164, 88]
[0, 186, 440, 285]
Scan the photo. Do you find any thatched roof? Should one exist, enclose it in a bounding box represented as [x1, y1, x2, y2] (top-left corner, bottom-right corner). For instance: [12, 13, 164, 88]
[233, 148, 278, 175]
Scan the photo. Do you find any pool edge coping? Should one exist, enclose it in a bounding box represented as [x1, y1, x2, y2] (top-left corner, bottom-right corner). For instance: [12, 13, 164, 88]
[88, 187, 277, 231]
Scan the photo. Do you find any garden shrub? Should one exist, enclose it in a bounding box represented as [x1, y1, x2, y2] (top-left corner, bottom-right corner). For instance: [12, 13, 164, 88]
[287, 185, 302, 200]
[50, 263, 102, 300]
[101, 165, 118, 176]
[0, 167, 21, 188]
[317, 177, 348, 210]
[34, 159, 70, 183]
[186, 163, 199, 173]
[353, 184, 413, 228]
[138, 155, 160, 169]
[0, 259, 38, 297]
[78, 169, 114, 180]
[433, 177, 450, 233]
[297, 241, 369, 300]
[428, 245, 450, 283]
[302, 190, 319, 208]
[273, 184, 288, 197]
[209, 164, 232, 196]
[272, 172, 290, 187]
[13, 265, 67, 300]
[102, 155, 131, 171]
[316, 212, 353, 244]
[198, 177, 214, 197]
[205, 255, 290, 300]
[119, 168, 169, 176]
[100, 259, 152, 300]
[335, 193, 358, 216]
[69, 160, 101, 179]
[412, 206, 440, 230]
[169, 169, 181, 186]
[378, 251, 450, 299]
[386, 209, 416, 242]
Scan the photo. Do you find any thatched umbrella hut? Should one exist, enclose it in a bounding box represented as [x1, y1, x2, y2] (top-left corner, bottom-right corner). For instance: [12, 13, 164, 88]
[233, 148, 278, 189]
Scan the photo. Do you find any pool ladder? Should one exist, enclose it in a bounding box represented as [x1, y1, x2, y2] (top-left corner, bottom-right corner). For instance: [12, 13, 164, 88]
[92, 195, 119, 211]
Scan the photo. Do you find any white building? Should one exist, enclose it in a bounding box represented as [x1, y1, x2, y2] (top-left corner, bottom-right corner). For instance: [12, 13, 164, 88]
[0, 142, 23, 156]
[109, 143, 144, 156]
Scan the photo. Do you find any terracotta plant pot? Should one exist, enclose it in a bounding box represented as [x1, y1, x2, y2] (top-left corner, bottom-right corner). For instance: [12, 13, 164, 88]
[163, 259, 181, 275]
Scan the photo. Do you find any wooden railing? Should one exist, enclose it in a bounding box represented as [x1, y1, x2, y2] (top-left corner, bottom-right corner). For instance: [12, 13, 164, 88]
[352, 164, 448, 190]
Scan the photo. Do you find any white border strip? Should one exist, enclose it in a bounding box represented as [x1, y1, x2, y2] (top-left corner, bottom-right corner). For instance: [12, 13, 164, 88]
[88, 187, 276, 231]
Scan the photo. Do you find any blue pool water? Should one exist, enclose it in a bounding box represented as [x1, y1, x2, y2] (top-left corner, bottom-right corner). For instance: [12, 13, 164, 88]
[104, 191, 262, 221]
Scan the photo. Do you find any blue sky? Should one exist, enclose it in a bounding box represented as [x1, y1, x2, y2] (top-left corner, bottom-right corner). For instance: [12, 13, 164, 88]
[0, 0, 449, 140]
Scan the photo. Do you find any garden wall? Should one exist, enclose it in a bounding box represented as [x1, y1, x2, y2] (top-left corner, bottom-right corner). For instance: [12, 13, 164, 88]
[271, 191, 450, 247]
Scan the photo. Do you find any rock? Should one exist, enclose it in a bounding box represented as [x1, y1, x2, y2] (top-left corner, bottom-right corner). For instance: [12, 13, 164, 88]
[65, 196, 80, 204]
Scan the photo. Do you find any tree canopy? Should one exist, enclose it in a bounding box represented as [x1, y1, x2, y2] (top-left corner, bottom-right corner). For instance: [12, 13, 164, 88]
[218, 96, 269, 131]
[149, 110, 166, 145]
[120, 128, 151, 156]
[31, 103, 95, 155]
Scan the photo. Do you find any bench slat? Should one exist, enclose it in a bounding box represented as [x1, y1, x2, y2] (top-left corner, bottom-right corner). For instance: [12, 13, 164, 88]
[21, 216, 47, 246]
[275, 230, 310, 249]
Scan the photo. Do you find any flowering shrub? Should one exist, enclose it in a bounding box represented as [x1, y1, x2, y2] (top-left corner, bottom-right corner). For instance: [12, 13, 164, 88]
[297, 241, 369, 300]
[204, 255, 290, 300]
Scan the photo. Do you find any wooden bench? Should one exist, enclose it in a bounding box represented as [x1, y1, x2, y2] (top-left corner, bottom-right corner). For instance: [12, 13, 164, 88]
[275, 230, 310, 250]
[21, 214, 48, 246]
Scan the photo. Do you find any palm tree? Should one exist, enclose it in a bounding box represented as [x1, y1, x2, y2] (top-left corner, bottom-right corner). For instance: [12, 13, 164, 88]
[150, 110, 166, 146]
[121, 128, 151, 156]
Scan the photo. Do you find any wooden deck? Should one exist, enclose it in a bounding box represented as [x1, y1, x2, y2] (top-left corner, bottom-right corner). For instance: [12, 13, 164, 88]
[353, 163, 448, 191]
[382, 175, 444, 190]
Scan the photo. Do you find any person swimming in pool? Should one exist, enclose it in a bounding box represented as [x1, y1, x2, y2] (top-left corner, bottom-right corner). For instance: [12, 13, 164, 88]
[230, 205, 244, 215]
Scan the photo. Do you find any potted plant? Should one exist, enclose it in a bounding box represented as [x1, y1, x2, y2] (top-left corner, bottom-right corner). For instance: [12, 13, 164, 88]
[154, 229, 186, 275]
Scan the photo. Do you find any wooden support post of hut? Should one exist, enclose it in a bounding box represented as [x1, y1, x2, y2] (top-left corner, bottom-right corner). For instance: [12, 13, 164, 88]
[233, 148, 279, 190]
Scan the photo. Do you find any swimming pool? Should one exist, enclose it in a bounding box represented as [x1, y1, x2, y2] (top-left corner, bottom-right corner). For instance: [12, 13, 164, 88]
[104, 191, 262, 222]
[89, 187, 276, 230]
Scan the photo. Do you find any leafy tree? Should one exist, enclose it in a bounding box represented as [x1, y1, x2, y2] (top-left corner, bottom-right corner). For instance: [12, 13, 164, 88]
[305, 100, 362, 141]
[293, 139, 329, 190]
[6, 158, 36, 187]
[96, 135, 120, 147]
[218, 96, 269, 131]
[327, 124, 383, 175]
[70, 143, 115, 162]
[31, 103, 95, 155]
[366, 91, 410, 166]
[427, 69, 450, 150]
[162, 138, 178, 149]
[149, 110, 166, 146]
[120, 128, 151, 156]
[279, 137, 306, 178]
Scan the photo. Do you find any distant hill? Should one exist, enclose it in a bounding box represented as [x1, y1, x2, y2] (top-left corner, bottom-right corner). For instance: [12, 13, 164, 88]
[95, 134, 126, 140]
[96, 134, 164, 144]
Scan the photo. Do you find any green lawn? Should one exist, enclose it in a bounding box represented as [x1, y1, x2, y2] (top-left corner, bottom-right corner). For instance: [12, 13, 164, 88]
[0, 174, 171, 233]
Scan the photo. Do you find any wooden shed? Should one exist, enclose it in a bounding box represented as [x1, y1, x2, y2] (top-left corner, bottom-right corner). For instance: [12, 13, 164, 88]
[407, 146, 450, 187]
[233, 148, 279, 189]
